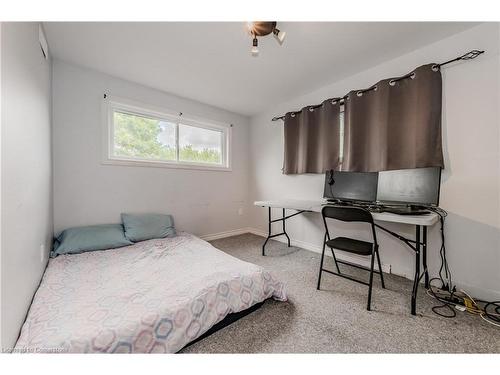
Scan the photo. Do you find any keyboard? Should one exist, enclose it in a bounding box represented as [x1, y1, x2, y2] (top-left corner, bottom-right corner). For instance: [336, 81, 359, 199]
[376, 206, 430, 216]
[323, 201, 430, 216]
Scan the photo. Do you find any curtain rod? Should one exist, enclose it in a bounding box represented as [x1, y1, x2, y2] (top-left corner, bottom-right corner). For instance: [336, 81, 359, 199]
[271, 49, 485, 122]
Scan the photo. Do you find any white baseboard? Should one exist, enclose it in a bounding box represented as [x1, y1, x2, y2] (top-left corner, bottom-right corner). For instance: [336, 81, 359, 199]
[247, 228, 392, 274]
[199, 227, 500, 301]
[200, 228, 253, 241]
[200, 227, 389, 273]
[247, 228, 500, 301]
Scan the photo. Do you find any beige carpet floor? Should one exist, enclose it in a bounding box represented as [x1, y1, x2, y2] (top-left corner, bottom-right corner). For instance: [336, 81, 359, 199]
[181, 233, 500, 353]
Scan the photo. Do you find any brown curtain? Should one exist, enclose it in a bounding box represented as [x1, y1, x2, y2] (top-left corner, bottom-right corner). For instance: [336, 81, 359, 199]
[343, 64, 443, 172]
[283, 98, 341, 174]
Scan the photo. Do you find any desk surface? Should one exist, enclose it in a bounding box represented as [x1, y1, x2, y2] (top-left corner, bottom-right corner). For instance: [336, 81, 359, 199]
[254, 199, 439, 226]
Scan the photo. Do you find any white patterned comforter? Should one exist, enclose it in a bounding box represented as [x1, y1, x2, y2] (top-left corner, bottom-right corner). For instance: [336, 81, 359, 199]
[15, 232, 286, 353]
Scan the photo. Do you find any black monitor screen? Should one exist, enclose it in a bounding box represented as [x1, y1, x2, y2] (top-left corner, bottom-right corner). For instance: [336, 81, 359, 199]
[323, 170, 378, 202]
[377, 167, 442, 206]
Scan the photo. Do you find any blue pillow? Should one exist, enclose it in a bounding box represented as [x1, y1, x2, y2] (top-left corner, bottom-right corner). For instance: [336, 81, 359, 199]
[121, 213, 176, 242]
[52, 224, 133, 257]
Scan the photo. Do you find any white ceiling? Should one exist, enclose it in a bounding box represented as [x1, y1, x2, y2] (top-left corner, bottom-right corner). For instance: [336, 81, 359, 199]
[43, 22, 478, 116]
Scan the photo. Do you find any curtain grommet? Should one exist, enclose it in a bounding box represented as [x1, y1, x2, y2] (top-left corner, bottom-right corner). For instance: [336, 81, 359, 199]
[291, 113, 296, 118]
[410, 72, 416, 79]
[331, 100, 337, 105]
[373, 85, 378, 91]
[356, 91, 363, 97]
[431, 64, 440, 72]
[309, 107, 314, 112]
[389, 79, 396, 86]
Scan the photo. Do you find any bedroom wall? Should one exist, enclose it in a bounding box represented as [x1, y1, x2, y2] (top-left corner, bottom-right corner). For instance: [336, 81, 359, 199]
[0, 21, 3, 350]
[0, 23, 53, 349]
[248, 23, 500, 301]
[52, 60, 251, 238]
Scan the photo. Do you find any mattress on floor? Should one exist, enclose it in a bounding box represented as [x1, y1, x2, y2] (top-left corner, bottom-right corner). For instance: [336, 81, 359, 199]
[15, 232, 287, 353]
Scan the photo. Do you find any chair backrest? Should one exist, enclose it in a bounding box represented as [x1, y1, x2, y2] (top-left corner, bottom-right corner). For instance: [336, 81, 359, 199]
[321, 205, 377, 244]
[322, 205, 373, 224]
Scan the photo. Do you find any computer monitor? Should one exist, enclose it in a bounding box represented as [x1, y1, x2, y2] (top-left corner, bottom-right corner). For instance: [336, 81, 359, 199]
[323, 170, 379, 203]
[376, 167, 442, 206]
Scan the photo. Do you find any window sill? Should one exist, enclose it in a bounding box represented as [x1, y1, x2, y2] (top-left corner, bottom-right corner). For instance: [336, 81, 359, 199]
[102, 157, 232, 172]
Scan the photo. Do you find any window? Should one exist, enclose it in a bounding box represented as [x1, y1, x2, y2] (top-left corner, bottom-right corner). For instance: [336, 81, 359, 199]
[103, 97, 231, 170]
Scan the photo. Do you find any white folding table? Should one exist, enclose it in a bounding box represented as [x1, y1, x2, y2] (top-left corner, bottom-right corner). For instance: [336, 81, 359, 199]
[254, 199, 439, 315]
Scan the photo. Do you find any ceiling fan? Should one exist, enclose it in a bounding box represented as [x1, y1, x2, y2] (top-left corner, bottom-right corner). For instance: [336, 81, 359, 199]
[247, 22, 286, 56]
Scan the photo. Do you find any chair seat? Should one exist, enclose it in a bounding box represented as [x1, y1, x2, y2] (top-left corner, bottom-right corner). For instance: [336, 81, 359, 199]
[326, 237, 374, 256]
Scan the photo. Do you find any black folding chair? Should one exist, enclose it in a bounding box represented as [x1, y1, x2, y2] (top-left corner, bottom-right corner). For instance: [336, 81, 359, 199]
[317, 205, 385, 311]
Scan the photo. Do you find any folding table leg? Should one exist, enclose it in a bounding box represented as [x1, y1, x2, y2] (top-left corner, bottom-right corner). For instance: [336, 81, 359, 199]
[422, 226, 429, 288]
[262, 207, 271, 256]
[411, 225, 421, 315]
[283, 208, 291, 247]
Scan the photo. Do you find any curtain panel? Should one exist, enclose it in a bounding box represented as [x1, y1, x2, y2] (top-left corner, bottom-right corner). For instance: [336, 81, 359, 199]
[343, 64, 444, 172]
[283, 99, 341, 174]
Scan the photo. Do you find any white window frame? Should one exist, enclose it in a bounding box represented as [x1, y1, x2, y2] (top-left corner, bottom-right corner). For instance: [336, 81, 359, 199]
[102, 96, 232, 171]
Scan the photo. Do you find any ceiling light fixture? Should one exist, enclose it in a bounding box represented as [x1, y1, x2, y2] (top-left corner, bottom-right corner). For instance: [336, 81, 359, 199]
[251, 37, 259, 56]
[273, 28, 286, 45]
[247, 22, 286, 56]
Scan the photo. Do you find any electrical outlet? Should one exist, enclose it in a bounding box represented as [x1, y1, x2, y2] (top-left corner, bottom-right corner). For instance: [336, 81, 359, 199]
[238, 208, 244, 216]
[40, 244, 46, 262]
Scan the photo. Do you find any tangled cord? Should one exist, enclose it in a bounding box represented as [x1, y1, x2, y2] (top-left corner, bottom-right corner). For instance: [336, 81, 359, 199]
[427, 278, 456, 318]
[427, 207, 451, 289]
[477, 300, 500, 327]
[424, 207, 500, 327]
[426, 283, 500, 325]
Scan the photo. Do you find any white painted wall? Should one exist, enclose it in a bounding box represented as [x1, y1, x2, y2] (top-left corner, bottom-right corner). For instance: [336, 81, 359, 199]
[3, 24, 497, 349]
[249, 23, 500, 301]
[0, 21, 3, 350]
[0, 23, 53, 349]
[52, 60, 251, 237]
